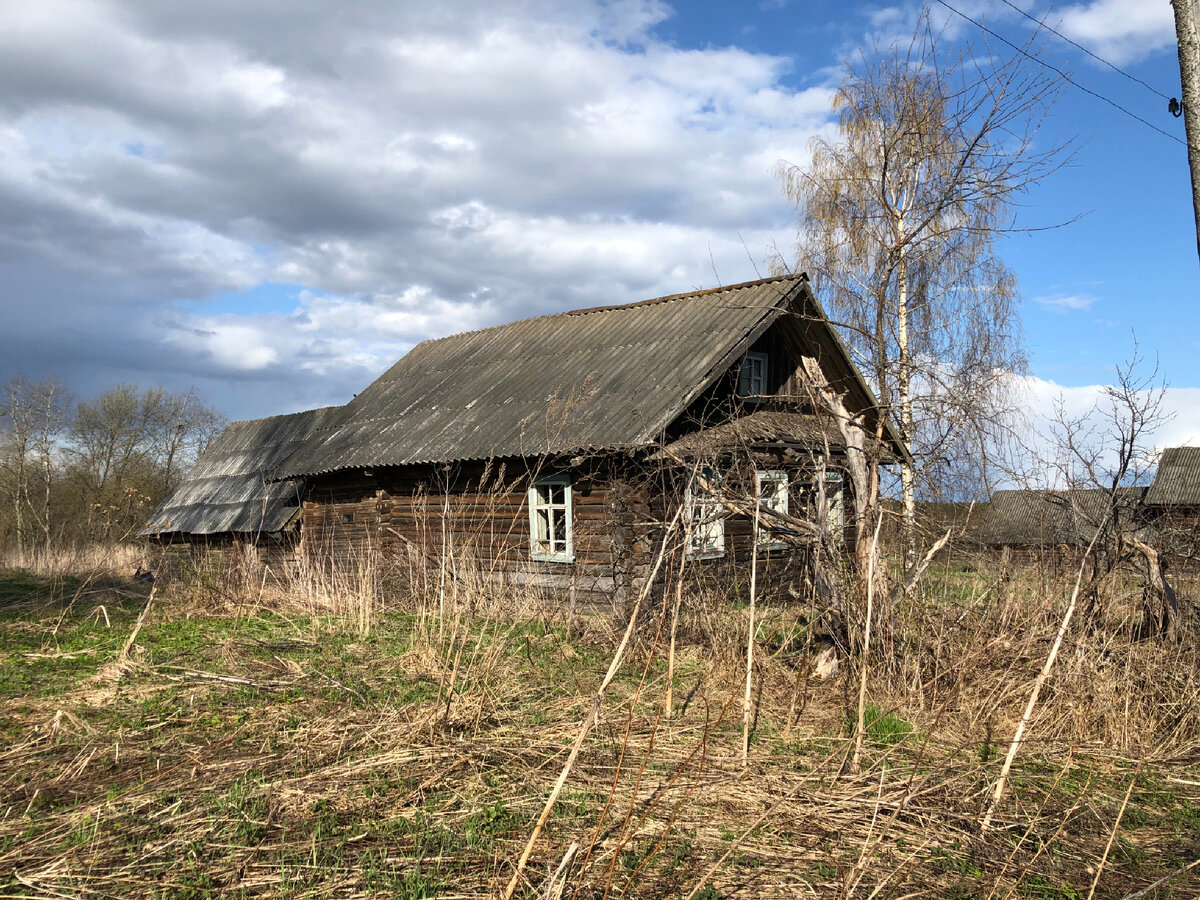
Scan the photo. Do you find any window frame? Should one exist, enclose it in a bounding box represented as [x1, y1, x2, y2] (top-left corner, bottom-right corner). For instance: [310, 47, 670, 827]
[822, 469, 845, 545]
[737, 351, 768, 400]
[685, 467, 726, 560]
[755, 469, 789, 550]
[528, 474, 574, 563]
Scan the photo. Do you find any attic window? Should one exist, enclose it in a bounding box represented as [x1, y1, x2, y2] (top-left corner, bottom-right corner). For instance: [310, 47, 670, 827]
[685, 467, 726, 560]
[529, 475, 574, 563]
[738, 351, 768, 399]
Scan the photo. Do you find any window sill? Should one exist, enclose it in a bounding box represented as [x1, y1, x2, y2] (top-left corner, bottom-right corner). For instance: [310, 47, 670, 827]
[531, 552, 575, 564]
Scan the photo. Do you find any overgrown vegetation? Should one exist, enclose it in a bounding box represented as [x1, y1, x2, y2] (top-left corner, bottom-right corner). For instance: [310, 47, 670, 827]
[2, 551, 1200, 898]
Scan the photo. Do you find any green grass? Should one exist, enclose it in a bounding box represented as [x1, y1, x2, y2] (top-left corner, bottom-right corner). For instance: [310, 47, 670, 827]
[846, 701, 916, 746]
[5, 564, 1200, 898]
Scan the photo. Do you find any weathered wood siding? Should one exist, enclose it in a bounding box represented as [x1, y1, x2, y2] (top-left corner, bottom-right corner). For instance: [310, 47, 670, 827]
[301, 459, 654, 607]
[150, 531, 301, 580]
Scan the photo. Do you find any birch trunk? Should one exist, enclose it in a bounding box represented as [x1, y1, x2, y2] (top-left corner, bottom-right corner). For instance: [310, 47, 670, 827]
[896, 220, 917, 567]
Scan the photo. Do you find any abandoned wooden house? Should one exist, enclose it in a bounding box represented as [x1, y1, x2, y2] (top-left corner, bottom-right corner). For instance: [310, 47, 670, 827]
[978, 487, 1149, 569]
[141, 274, 903, 609]
[140, 407, 338, 572]
[1145, 447, 1200, 563]
[273, 274, 900, 606]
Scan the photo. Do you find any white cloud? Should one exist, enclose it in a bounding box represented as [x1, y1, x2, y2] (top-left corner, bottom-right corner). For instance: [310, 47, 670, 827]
[1034, 293, 1097, 311]
[1005, 374, 1200, 486]
[1056, 0, 1175, 66]
[0, 0, 844, 419]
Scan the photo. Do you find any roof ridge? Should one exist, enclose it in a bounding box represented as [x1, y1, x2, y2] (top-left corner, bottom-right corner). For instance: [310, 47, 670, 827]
[227, 405, 341, 428]
[564, 272, 806, 317]
[399, 273, 807, 356]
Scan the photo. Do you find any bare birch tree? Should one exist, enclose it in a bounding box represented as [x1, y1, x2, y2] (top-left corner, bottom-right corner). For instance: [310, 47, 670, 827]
[776, 15, 1068, 562]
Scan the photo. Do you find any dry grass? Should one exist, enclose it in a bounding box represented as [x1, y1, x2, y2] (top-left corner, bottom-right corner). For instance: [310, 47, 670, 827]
[3, 554, 1200, 898]
[1, 542, 144, 580]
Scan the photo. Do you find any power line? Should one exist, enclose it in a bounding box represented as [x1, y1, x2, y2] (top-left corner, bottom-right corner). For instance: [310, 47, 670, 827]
[995, 0, 1171, 101]
[934, 0, 1188, 148]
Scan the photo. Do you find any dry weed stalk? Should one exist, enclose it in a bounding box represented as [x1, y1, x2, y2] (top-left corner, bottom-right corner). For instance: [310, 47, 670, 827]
[742, 499, 760, 765]
[850, 516, 883, 775]
[503, 506, 684, 900]
[982, 523, 1106, 831]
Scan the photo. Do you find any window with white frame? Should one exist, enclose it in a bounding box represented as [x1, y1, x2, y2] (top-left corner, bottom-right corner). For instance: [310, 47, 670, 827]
[822, 469, 845, 544]
[528, 475, 573, 562]
[685, 467, 726, 559]
[737, 351, 768, 399]
[755, 469, 789, 549]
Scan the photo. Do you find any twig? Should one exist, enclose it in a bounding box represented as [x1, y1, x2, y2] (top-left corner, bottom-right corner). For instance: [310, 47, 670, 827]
[543, 841, 578, 900]
[1118, 855, 1200, 899]
[117, 585, 155, 671]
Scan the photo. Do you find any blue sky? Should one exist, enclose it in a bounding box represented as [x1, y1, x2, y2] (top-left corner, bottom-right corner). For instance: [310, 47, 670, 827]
[1, 0, 1197, 453]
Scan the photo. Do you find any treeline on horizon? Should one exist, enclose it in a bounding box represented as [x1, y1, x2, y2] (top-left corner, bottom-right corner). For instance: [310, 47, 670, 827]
[0, 375, 226, 555]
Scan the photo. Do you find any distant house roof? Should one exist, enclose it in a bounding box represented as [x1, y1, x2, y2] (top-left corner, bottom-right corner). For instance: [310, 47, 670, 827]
[140, 407, 339, 537]
[980, 487, 1146, 548]
[1145, 447, 1200, 507]
[276, 274, 902, 478]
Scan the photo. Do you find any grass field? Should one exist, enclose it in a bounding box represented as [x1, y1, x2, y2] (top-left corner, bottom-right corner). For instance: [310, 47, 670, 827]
[2, 559, 1200, 898]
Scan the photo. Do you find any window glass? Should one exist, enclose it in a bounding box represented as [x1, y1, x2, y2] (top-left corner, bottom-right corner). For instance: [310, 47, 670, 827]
[755, 469, 788, 549]
[529, 475, 573, 561]
[737, 351, 768, 398]
[823, 470, 845, 544]
[685, 467, 725, 559]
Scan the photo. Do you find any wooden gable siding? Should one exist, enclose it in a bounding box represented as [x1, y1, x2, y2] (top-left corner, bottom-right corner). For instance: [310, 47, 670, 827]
[300, 460, 653, 603]
[746, 319, 819, 402]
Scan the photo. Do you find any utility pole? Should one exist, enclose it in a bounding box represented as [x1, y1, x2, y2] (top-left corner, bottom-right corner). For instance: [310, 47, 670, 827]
[1172, 0, 1200, 266]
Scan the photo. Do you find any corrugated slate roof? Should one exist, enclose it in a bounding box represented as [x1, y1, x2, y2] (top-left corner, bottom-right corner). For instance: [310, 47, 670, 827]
[277, 275, 815, 478]
[980, 487, 1146, 548]
[1145, 446, 1200, 506]
[140, 407, 339, 537]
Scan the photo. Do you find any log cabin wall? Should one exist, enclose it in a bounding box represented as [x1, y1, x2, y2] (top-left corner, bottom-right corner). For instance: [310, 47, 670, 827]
[299, 451, 848, 612]
[300, 458, 653, 610]
[645, 450, 845, 603]
[150, 531, 300, 581]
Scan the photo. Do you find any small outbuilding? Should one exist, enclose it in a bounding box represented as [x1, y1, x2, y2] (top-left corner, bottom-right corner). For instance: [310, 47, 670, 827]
[979, 487, 1148, 567]
[140, 407, 339, 573]
[1145, 446, 1200, 563]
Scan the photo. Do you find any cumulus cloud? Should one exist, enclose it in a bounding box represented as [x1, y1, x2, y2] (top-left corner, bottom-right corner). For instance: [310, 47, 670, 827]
[1005, 374, 1200, 486]
[0, 0, 842, 419]
[1055, 0, 1175, 66]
